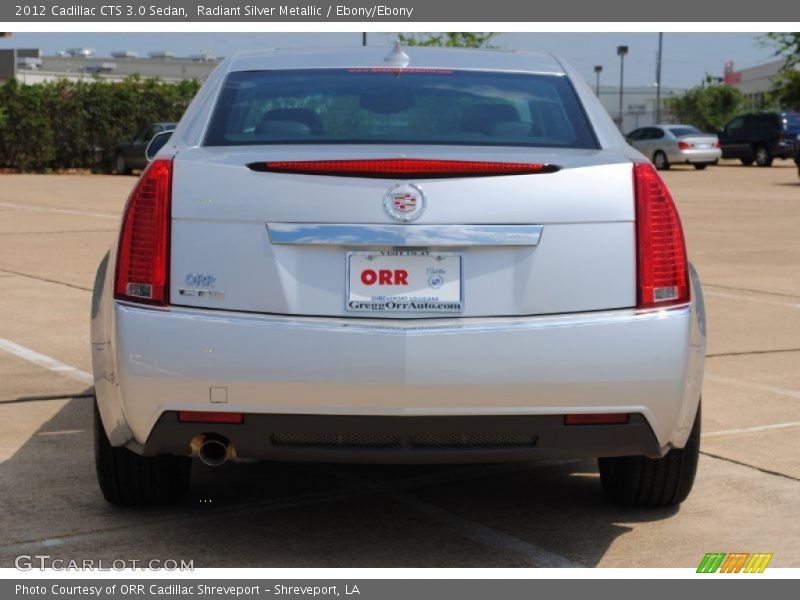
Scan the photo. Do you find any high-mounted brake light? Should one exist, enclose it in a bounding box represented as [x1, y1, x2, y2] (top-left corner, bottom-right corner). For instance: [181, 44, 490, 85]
[248, 159, 559, 179]
[634, 162, 690, 308]
[114, 159, 172, 306]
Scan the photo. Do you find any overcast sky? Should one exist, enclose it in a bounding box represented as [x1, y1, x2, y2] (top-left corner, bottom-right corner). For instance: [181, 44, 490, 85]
[1, 32, 780, 90]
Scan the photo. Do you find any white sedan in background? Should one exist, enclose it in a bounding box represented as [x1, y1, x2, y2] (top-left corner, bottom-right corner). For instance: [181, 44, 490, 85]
[627, 124, 722, 170]
[91, 46, 706, 508]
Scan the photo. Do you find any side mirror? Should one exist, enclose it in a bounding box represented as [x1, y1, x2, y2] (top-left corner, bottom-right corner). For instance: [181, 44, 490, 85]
[145, 130, 174, 161]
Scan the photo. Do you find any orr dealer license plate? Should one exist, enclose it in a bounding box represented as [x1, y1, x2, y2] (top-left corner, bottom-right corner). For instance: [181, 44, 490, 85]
[346, 251, 463, 313]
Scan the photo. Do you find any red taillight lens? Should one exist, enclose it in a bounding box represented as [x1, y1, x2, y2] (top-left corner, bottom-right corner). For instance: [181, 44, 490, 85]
[564, 413, 630, 425]
[634, 163, 690, 308]
[713, 140, 721, 149]
[248, 159, 558, 178]
[677, 141, 690, 150]
[178, 411, 244, 424]
[114, 159, 172, 306]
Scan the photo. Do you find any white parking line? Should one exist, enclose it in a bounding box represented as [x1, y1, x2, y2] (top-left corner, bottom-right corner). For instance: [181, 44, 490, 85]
[706, 374, 800, 400]
[0, 201, 118, 221]
[703, 420, 800, 439]
[704, 290, 800, 309]
[0, 337, 92, 385]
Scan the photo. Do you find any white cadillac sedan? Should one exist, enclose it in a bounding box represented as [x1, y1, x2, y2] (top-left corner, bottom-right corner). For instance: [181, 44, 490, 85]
[91, 46, 706, 507]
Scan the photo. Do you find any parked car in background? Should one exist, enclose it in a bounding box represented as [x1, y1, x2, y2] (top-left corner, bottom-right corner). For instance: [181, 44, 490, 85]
[626, 125, 721, 170]
[92, 47, 705, 509]
[718, 112, 800, 167]
[114, 122, 177, 174]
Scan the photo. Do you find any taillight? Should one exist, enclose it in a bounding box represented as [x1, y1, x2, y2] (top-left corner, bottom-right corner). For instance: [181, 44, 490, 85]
[634, 163, 690, 308]
[114, 159, 172, 306]
[713, 140, 721, 149]
[677, 141, 690, 150]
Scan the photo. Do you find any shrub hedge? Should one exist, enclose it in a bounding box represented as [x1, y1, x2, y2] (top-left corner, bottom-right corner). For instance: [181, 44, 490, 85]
[0, 76, 200, 172]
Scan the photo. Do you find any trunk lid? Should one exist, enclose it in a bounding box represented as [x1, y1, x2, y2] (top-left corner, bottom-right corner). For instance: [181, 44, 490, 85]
[169, 145, 637, 318]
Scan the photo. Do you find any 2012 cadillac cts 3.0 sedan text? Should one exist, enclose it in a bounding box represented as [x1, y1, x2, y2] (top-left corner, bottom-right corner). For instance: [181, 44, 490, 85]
[91, 46, 706, 508]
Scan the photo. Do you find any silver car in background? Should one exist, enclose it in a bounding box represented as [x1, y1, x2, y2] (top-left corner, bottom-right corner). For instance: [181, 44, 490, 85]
[91, 47, 706, 509]
[627, 124, 721, 170]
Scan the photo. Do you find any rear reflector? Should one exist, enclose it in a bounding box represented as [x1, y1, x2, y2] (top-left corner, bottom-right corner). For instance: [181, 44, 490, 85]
[114, 159, 172, 305]
[634, 162, 690, 308]
[178, 411, 244, 424]
[564, 413, 630, 426]
[248, 159, 559, 179]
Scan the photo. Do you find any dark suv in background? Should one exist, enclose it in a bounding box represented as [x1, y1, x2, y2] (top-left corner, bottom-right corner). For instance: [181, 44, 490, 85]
[718, 112, 800, 166]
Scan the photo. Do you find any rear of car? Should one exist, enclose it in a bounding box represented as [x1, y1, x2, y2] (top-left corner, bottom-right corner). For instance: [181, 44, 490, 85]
[627, 125, 720, 170]
[91, 48, 705, 508]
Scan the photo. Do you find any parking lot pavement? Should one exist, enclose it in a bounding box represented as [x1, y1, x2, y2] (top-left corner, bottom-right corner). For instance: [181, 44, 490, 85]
[0, 162, 798, 568]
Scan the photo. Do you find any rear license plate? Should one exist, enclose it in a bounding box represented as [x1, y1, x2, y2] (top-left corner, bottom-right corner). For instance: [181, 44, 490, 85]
[346, 251, 463, 313]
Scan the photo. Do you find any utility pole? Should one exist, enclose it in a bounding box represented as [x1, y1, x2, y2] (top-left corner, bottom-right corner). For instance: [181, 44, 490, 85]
[655, 33, 663, 123]
[362, 33, 367, 47]
[617, 46, 628, 130]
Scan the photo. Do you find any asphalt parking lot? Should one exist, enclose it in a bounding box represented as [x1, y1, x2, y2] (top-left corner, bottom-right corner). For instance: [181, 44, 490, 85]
[0, 161, 798, 568]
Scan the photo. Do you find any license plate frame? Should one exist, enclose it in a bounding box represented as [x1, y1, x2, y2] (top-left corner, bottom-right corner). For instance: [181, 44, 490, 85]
[345, 250, 464, 314]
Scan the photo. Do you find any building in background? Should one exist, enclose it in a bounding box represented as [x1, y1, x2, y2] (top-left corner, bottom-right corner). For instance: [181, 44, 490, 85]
[596, 84, 685, 133]
[0, 47, 220, 84]
[723, 59, 784, 109]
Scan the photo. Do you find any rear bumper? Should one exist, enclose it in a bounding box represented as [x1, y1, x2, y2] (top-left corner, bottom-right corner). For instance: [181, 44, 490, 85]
[667, 148, 721, 164]
[94, 270, 706, 459]
[145, 413, 663, 462]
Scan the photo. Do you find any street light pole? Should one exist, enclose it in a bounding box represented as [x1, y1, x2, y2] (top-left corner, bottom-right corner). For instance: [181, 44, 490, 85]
[594, 65, 603, 96]
[655, 33, 663, 123]
[617, 46, 628, 130]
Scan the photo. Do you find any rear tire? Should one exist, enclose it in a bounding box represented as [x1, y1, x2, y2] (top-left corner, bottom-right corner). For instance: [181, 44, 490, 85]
[754, 145, 773, 167]
[653, 151, 670, 171]
[599, 402, 700, 507]
[94, 402, 191, 506]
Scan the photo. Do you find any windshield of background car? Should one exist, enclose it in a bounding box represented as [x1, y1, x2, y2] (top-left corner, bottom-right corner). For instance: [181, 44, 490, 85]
[204, 69, 598, 149]
[669, 126, 702, 137]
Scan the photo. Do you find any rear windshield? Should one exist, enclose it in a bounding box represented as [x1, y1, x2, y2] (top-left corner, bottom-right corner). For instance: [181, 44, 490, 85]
[204, 69, 598, 149]
[668, 126, 702, 137]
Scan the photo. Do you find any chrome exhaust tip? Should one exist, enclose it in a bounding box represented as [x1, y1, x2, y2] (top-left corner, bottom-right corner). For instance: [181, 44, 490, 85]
[197, 435, 231, 467]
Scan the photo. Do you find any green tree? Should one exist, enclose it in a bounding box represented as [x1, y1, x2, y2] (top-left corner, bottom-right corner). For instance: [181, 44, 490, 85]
[763, 32, 800, 69]
[396, 33, 496, 48]
[665, 83, 746, 131]
[770, 69, 800, 111]
[0, 76, 200, 172]
[762, 32, 800, 109]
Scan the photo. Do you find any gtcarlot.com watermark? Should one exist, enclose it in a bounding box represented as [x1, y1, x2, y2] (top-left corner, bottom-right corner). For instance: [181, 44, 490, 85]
[15, 554, 194, 571]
